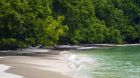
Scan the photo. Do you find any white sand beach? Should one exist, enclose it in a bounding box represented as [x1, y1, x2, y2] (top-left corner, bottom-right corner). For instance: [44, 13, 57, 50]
[0, 64, 23, 78]
[0, 51, 74, 78]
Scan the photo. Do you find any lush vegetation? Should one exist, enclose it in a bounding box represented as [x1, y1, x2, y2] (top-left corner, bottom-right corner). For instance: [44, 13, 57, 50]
[0, 0, 140, 49]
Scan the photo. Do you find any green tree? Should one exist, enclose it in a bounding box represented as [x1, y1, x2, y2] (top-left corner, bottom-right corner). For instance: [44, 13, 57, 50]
[53, 0, 109, 44]
[0, 0, 68, 49]
[106, 27, 123, 44]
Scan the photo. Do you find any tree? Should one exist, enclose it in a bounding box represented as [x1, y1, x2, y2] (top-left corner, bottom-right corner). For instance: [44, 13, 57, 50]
[0, 0, 68, 49]
[1, 0, 140, 50]
[40, 16, 68, 45]
[53, 0, 109, 44]
[106, 27, 123, 44]
[94, 0, 139, 43]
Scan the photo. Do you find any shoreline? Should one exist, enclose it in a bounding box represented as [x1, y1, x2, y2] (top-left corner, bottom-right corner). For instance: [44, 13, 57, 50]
[0, 51, 74, 78]
[0, 64, 23, 78]
[0, 44, 140, 52]
[52, 43, 140, 50]
[0, 44, 140, 78]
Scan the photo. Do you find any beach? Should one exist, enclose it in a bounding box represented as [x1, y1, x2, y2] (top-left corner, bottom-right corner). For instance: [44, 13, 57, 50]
[0, 50, 73, 78]
[1, 44, 139, 78]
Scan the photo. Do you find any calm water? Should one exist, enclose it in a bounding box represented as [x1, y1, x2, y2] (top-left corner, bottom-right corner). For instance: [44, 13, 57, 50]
[69, 45, 140, 78]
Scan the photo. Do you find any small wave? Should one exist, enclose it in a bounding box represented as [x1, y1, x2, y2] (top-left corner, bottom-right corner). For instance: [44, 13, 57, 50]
[60, 51, 97, 78]
[116, 44, 140, 46]
[0, 64, 23, 78]
[77, 47, 99, 50]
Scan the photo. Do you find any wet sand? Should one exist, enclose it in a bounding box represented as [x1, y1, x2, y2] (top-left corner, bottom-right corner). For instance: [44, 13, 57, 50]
[0, 51, 73, 78]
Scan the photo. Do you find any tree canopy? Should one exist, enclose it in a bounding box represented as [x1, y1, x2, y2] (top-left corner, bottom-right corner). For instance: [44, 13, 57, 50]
[0, 0, 140, 49]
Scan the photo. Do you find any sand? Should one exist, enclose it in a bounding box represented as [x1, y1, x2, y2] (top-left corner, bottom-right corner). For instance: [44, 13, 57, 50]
[0, 51, 73, 78]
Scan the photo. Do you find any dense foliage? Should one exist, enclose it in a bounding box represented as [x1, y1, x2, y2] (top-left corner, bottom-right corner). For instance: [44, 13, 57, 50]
[0, 0, 140, 49]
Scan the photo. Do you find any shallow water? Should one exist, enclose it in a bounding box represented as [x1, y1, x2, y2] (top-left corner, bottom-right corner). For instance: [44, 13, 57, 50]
[69, 45, 140, 78]
[0, 64, 23, 78]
